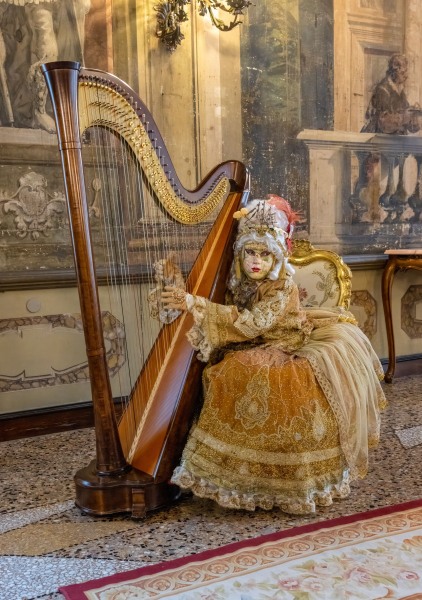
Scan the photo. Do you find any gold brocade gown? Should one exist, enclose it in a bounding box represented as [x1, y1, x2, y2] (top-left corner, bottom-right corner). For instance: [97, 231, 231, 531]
[171, 276, 386, 514]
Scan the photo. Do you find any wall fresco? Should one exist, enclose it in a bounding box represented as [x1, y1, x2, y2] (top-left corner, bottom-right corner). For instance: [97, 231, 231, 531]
[241, 0, 334, 228]
[0, 0, 421, 416]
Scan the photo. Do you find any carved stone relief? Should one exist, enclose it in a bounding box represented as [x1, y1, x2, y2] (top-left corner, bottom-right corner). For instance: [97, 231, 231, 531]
[0, 171, 66, 240]
[0, 165, 107, 273]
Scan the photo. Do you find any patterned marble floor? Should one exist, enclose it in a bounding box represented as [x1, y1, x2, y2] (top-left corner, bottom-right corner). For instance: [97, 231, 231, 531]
[1, 374, 422, 600]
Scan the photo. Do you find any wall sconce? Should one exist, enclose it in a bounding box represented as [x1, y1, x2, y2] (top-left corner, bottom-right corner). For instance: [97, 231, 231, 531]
[155, 0, 252, 52]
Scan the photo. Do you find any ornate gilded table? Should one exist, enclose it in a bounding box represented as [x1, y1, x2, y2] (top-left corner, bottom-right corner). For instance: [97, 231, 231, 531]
[381, 249, 422, 383]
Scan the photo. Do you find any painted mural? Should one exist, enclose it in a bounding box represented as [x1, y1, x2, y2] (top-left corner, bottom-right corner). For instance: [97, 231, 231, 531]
[0, 0, 114, 276]
[242, 0, 422, 255]
[1, 0, 421, 277]
[0, 0, 421, 416]
[241, 0, 333, 234]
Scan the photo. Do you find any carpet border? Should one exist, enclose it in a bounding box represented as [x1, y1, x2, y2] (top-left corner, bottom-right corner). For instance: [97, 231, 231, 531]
[59, 498, 422, 600]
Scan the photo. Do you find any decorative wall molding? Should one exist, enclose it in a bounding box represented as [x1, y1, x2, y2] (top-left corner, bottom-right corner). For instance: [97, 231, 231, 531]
[350, 289, 377, 339]
[0, 311, 126, 393]
[401, 284, 422, 339]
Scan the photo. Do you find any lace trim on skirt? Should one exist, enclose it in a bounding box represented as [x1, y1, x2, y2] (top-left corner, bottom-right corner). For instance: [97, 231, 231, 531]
[171, 465, 351, 515]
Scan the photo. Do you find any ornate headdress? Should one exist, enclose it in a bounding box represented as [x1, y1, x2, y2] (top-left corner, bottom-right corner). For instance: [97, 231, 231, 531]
[234, 195, 299, 251]
[229, 195, 300, 290]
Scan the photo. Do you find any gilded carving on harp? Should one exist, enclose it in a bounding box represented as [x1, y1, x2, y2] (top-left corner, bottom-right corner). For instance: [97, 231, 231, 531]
[42, 61, 249, 518]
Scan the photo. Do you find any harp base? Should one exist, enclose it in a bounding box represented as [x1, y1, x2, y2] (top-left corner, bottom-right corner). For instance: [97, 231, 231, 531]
[74, 459, 181, 519]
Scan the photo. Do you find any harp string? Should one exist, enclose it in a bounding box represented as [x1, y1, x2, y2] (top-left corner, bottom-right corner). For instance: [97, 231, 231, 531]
[114, 101, 160, 446]
[137, 114, 170, 436]
[80, 85, 131, 438]
[105, 111, 132, 406]
[78, 76, 231, 463]
[142, 115, 168, 428]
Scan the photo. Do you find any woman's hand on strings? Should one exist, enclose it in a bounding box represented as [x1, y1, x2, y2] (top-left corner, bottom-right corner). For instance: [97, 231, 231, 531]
[161, 286, 188, 311]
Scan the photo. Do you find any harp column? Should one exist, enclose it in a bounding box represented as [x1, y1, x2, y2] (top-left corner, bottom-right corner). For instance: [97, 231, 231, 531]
[41, 61, 128, 475]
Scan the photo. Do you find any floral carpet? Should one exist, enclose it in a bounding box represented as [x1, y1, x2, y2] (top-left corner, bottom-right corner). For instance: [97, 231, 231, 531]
[60, 499, 422, 600]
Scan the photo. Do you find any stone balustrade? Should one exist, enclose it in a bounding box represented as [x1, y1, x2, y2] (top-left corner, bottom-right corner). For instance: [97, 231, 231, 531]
[297, 129, 422, 255]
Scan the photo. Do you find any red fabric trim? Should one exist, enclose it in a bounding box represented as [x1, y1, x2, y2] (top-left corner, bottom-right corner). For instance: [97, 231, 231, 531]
[59, 498, 422, 600]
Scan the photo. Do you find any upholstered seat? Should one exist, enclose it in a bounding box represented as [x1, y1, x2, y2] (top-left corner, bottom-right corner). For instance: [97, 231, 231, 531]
[290, 240, 352, 310]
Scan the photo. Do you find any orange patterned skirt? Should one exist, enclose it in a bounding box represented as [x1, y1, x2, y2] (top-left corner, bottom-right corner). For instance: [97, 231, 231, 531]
[172, 346, 350, 514]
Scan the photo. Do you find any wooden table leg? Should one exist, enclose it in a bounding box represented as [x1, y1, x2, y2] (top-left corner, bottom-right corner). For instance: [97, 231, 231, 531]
[381, 256, 397, 383]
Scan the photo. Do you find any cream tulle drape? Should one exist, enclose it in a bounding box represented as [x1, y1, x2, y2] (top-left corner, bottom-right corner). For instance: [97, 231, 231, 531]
[298, 315, 386, 479]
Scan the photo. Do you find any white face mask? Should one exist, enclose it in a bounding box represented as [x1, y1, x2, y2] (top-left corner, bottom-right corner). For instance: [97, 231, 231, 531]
[241, 243, 274, 281]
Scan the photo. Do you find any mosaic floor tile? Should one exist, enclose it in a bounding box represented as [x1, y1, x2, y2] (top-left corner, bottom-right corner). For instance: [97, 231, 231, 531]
[0, 520, 138, 556]
[0, 556, 136, 599]
[0, 374, 421, 599]
[395, 424, 422, 448]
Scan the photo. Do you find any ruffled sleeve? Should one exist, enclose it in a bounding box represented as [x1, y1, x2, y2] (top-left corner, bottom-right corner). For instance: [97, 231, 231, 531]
[185, 278, 313, 362]
[185, 295, 247, 362]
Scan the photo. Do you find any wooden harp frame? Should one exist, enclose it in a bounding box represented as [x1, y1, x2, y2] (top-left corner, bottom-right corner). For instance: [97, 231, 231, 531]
[41, 61, 249, 518]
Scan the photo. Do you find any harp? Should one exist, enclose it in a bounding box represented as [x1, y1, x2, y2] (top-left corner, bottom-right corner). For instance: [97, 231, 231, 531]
[42, 61, 249, 518]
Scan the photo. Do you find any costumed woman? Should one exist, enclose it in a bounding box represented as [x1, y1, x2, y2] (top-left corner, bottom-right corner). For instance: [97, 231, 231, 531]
[158, 196, 386, 515]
